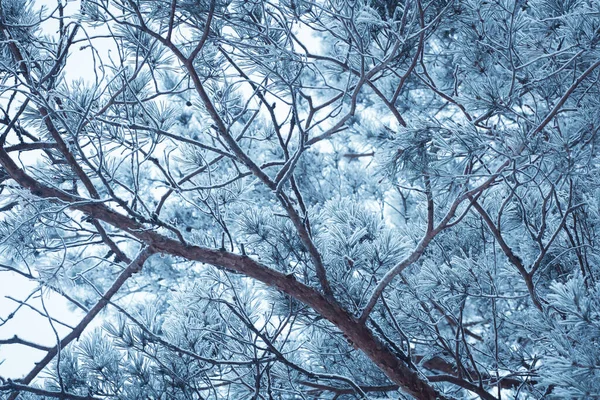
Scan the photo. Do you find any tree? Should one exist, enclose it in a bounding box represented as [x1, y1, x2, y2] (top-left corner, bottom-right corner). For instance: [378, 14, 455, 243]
[1, 0, 600, 398]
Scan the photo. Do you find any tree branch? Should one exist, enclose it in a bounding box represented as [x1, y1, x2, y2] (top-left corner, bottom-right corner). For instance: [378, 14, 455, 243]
[6, 247, 153, 399]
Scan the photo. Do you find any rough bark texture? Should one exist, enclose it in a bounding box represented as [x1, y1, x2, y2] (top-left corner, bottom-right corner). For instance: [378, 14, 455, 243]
[0, 148, 447, 399]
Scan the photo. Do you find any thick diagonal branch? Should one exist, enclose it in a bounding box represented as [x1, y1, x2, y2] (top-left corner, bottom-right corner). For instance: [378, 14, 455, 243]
[0, 149, 446, 400]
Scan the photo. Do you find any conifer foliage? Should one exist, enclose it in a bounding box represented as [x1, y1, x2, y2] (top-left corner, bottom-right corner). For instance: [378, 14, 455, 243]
[1, 0, 600, 398]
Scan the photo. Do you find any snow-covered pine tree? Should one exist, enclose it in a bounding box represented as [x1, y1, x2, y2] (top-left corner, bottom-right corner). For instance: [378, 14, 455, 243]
[1, 0, 600, 398]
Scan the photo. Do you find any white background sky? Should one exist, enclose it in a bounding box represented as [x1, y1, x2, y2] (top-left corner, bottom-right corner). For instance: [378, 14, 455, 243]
[0, 275, 83, 378]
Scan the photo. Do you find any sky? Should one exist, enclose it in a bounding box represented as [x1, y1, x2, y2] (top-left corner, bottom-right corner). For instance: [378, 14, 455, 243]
[0, 274, 84, 378]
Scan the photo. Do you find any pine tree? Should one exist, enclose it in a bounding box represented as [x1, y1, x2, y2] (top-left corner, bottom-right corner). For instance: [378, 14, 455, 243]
[1, 0, 600, 398]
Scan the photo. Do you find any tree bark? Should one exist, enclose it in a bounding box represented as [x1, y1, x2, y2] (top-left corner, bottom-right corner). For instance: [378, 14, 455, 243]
[0, 148, 448, 400]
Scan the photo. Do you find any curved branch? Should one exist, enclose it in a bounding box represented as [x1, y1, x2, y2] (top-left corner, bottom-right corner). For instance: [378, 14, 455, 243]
[360, 164, 509, 322]
[0, 336, 52, 351]
[0, 148, 447, 400]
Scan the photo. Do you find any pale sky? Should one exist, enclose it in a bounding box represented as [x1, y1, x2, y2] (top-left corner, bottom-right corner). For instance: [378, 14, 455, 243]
[0, 274, 84, 378]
